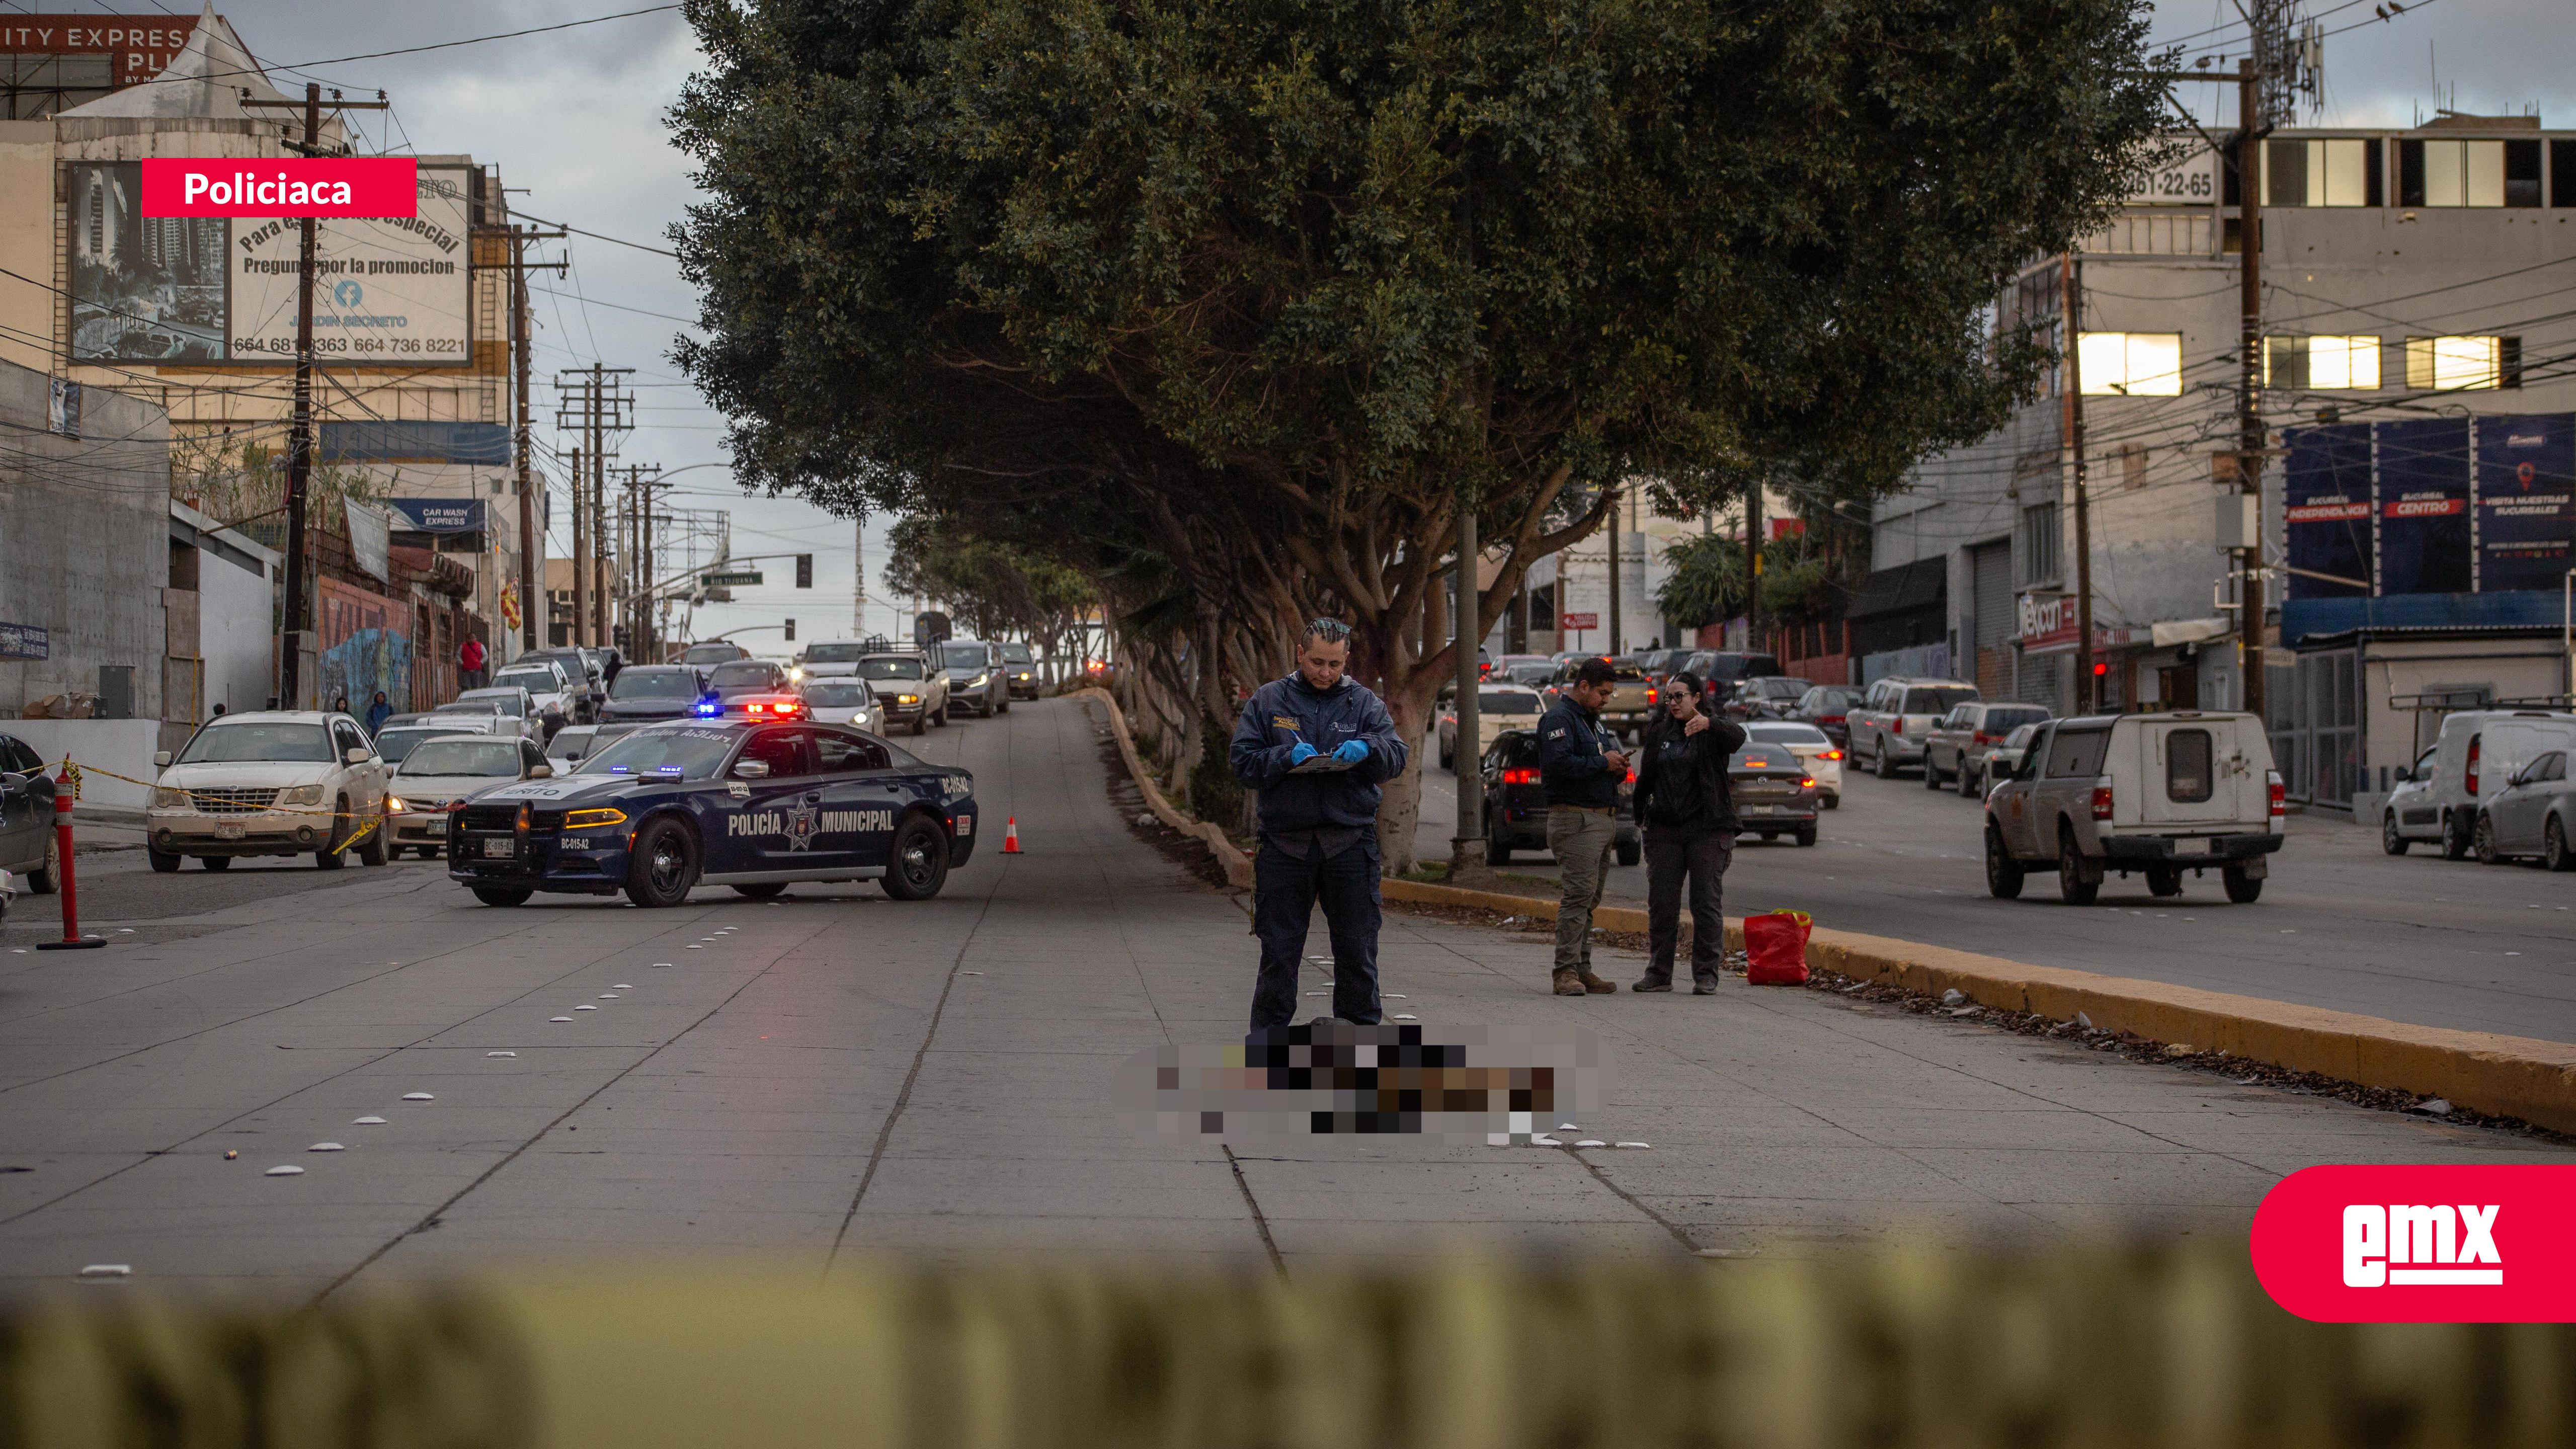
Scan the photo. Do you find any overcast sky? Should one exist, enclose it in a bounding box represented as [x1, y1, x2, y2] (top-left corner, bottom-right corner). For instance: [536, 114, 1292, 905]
[56, 1, 2575, 656]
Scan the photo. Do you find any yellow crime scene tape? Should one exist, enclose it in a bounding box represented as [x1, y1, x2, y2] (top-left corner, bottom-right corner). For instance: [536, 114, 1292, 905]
[37, 757, 390, 848]
[3, 1250, 2569, 1447]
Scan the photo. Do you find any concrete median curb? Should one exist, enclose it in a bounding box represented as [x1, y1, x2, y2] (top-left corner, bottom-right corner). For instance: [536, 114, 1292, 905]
[1073, 689, 1256, 890]
[1380, 878, 2576, 1135]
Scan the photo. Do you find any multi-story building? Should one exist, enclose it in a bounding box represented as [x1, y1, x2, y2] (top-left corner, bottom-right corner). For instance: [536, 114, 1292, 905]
[1869, 114, 2576, 816]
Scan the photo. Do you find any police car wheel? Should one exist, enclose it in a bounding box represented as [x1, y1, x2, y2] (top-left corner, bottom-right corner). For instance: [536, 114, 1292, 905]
[881, 814, 951, 901]
[625, 818, 700, 908]
[731, 882, 788, 900]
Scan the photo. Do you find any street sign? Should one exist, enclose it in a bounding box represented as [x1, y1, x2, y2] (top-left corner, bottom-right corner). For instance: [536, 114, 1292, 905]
[1560, 611, 1599, 630]
[701, 570, 763, 587]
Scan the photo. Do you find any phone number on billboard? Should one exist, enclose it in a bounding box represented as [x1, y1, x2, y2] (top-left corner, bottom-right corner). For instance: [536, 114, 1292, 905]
[229, 337, 468, 358]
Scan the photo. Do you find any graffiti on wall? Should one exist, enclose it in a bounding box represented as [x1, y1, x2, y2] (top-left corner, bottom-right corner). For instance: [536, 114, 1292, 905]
[317, 576, 411, 712]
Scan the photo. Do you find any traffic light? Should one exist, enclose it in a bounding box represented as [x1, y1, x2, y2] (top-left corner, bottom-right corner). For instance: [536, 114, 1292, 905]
[2092, 661, 2109, 676]
[795, 553, 813, 589]
[784, 618, 796, 641]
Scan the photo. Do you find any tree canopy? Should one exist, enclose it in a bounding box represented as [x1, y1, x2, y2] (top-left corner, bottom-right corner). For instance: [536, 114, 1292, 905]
[671, 0, 2170, 865]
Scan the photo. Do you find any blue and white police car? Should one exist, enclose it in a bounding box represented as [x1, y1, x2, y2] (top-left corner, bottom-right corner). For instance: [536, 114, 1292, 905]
[446, 718, 977, 907]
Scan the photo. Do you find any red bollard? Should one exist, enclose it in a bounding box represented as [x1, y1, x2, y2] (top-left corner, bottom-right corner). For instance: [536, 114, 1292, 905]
[35, 765, 103, 951]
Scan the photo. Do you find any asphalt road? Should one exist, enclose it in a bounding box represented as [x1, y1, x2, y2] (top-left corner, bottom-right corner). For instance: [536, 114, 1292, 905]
[1415, 732, 2576, 1045]
[6, 697, 2556, 1296]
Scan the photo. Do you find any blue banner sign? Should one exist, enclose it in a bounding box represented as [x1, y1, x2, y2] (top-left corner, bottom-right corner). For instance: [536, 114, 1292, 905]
[2284, 424, 2373, 598]
[2476, 415, 2576, 596]
[382, 498, 487, 533]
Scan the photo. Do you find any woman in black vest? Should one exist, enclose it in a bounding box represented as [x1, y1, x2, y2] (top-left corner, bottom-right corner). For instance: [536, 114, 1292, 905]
[1631, 672, 1746, 993]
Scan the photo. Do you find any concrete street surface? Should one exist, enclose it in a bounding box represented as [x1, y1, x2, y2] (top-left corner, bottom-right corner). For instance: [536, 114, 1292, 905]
[1420, 735, 2576, 1044]
[0, 698, 2561, 1295]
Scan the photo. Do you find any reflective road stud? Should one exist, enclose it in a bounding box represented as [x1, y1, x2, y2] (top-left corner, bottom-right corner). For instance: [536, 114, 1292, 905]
[35, 767, 102, 951]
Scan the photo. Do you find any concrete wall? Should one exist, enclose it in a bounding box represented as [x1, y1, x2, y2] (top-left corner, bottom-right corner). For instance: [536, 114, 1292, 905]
[0, 357, 170, 717]
[5, 718, 169, 815]
[0, 123, 50, 379]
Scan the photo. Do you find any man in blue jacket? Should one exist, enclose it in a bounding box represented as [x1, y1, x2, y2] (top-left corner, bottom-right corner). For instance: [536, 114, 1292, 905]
[1538, 657, 1631, 996]
[1230, 619, 1410, 1030]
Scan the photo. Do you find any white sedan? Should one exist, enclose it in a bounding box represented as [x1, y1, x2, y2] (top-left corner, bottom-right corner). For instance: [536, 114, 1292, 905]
[386, 734, 555, 859]
[798, 677, 883, 733]
[1742, 720, 1844, 809]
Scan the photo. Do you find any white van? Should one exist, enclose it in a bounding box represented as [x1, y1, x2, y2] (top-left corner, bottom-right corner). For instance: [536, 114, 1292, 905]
[1985, 711, 2284, 904]
[2417, 709, 2576, 859]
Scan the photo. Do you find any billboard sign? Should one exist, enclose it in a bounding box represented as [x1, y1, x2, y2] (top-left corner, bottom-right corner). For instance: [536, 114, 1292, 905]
[2283, 424, 2374, 598]
[2376, 420, 2473, 596]
[0, 622, 49, 661]
[0, 16, 200, 89]
[67, 161, 228, 364]
[383, 498, 488, 533]
[2122, 143, 2219, 206]
[2476, 416, 2575, 595]
[228, 165, 472, 366]
[141, 157, 418, 218]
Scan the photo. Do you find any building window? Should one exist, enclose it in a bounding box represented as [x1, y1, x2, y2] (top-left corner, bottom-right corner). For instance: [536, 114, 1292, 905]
[2399, 138, 2510, 208]
[2018, 502, 2061, 586]
[2076, 332, 2183, 396]
[2264, 335, 2381, 390]
[2554, 139, 2576, 208]
[2403, 336, 2520, 391]
[2119, 444, 2148, 490]
[2265, 138, 2375, 207]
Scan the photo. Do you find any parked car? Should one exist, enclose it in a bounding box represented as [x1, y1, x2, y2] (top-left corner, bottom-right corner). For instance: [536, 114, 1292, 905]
[1741, 720, 1843, 809]
[937, 639, 1011, 717]
[795, 640, 872, 682]
[681, 641, 750, 667]
[1437, 684, 1545, 770]
[1848, 676, 1979, 778]
[704, 659, 792, 703]
[1723, 675, 1810, 722]
[1679, 651, 1783, 694]
[598, 664, 710, 726]
[144, 711, 391, 871]
[999, 642, 1042, 700]
[1922, 700, 2055, 795]
[860, 653, 948, 735]
[517, 648, 603, 722]
[1479, 729, 1640, 867]
[1790, 684, 1865, 749]
[0, 729, 62, 893]
[1978, 721, 2045, 799]
[2418, 709, 2576, 860]
[546, 725, 600, 769]
[486, 660, 577, 734]
[373, 715, 503, 767]
[1729, 734, 1824, 846]
[386, 734, 554, 859]
[447, 686, 551, 742]
[1540, 658, 1657, 741]
[2474, 748, 2576, 868]
[2380, 746, 2440, 854]
[797, 678, 883, 732]
[1983, 711, 2284, 905]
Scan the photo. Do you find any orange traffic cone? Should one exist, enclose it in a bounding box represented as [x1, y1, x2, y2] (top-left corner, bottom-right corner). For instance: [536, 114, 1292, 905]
[1002, 817, 1023, 854]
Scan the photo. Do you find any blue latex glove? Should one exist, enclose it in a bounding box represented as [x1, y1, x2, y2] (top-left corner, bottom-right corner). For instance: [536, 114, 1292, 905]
[1287, 742, 1320, 765]
[1332, 739, 1370, 764]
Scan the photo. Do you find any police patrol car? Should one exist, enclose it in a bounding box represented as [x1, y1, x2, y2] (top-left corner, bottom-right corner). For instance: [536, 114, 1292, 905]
[447, 718, 977, 908]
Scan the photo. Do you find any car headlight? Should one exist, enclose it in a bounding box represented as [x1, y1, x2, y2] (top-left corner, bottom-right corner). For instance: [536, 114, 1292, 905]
[152, 786, 190, 809]
[564, 808, 628, 831]
[278, 784, 326, 807]
[898, 694, 919, 705]
[972, 673, 991, 687]
[387, 795, 410, 814]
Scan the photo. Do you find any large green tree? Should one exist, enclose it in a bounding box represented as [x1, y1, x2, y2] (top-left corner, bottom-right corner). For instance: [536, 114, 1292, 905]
[671, 0, 2168, 868]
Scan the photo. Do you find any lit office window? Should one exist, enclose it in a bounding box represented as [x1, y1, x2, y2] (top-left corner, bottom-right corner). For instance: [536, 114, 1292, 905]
[2403, 139, 2507, 207]
[2263, 335, 2381, 389]
[2266, 138, 2373, 207]
[2403, 336, 2521, 391]
[2076, 332, 2183, 396]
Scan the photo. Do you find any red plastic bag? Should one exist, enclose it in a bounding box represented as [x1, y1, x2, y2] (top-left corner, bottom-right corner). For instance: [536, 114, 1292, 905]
[1742, 910, 1812, 986]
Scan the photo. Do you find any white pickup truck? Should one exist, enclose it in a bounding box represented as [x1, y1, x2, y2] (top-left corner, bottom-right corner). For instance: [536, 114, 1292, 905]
[1984, 711, 2284, 904]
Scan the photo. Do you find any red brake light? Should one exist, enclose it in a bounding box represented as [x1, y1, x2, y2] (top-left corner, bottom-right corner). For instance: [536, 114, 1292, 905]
[2090, 784, 2114, 821]
[1820, 749, 1842, 761]
[1646, 688, 1658, 704]
[2269, 773, 2287, 817]
[2467, 737, 2481, 795]
[1892, 718, 1903, 735]
[1973, 731, 1993, 745]
[1500, 767, 1537, 785]
[1626, 769, 1637, 783]
[1800, 777, 1817, 788]
[1820, 714, 1845, 725]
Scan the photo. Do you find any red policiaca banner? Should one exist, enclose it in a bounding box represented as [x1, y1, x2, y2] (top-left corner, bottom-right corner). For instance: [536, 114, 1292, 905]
[140, 158, 416, 219]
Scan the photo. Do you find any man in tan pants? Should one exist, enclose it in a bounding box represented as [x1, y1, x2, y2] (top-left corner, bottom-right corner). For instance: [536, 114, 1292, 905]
[1536, 659, 1629, 996]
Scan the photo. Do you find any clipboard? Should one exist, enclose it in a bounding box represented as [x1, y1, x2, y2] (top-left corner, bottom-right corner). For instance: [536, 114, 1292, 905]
[1287, 754, 1362, 774]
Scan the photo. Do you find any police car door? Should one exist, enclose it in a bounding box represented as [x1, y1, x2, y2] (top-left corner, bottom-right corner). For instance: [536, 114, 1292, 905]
[716, 726, 818, 872]
[808, 728, 904, 869]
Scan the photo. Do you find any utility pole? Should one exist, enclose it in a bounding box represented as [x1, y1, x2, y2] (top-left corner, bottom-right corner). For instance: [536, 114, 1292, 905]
[2235, 56, 2269, 723]
[1746, 477, 1764, 656]
[1452, 491, 1486, 882]
[854, 518, 866, 639]
[1605, 484, 1623, 657]
[554, 365, 634, 651]
[567, 445, 584, 647]
[2065, 255, 2100, 713]
[591, 436, 610, 647]
[472, 220, 562, 656]
[243, 82, 387, 707]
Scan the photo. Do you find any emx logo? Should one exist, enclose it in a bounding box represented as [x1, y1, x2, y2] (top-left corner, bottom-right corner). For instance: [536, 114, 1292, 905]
[2252, 1166, 2575, 1322]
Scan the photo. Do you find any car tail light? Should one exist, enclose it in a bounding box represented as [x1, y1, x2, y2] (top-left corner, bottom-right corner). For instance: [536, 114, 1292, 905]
[1625, 769, 1637, 783]
[2467, 737, 2481, 796]
[1891, 718, 1903, 735]
[1501, 768, 1537, 785]
[1800, 777, 1817, 789]
[2090, 784, 2114, 821]
[1646, 688, 1658, 704]
[1973, 731, 1994, 745]
[2269, 771, 2286, 817]
[1820, 714, 1845, 726]
[1820, 749, 1842, 761]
